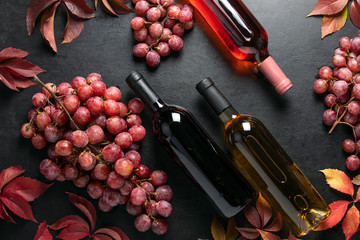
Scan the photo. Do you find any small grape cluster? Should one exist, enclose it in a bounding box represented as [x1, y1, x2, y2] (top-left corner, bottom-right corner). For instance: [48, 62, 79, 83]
[313, 33, 360, 171]
[21, 73, 172, 235]
[131, 0, 194, 67]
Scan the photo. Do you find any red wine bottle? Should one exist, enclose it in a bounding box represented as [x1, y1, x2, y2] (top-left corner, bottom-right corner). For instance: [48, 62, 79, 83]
[189, 0, 292, 95]
[196, 78, 330, 236]
[126, 71, 254, 217]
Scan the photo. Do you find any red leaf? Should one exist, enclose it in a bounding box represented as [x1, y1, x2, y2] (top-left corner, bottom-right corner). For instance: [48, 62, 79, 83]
[0, 48, 28, 61]
[244, 206, 261, 229]
[100, 0, 118, 16]
[92, 234, 113, 240]
[62, 0, 96, 20]
[0, 166, 24, 192]
[0, 67, 18, 91]
[62, 12, 85, 44]
[315, 200, 350, 231]
[49, 215, 89, 231]
[2, 176, 52, 202]
[287, 232, 296, 240]
[107, 0, 133, 14]
[321, 7, 348, 38]
[356, 188, 360, 202]
[235, 228, 260, 240]
[350, 1, 360, 28]
[1, 58, 45, 78]
[0, 202, 15, 223]
[257, 229, 281, 240]
[256, 192, 272, 228]
[26, 0, 59, 35]
[225, 218, 239, 240]
[6, 68, 37, 89]
[56, 224, 89, 240]
[1, 193, 36, 222]
[106, 227, 129, 240]
[211, 216, 225, 240]
[342, 205, 359, 240]
[40, 2, 60, 53]
[34, 221, 53, 240]
[94, 228, 123, 240]
[320, 169, 354, 197]
[67, 192, 96, 231]
[264, 212, 282, 232]
[308, 0, 349, 16]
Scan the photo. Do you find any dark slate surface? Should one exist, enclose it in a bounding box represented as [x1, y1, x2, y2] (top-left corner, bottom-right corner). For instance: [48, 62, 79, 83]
[0, 0, 357, 239]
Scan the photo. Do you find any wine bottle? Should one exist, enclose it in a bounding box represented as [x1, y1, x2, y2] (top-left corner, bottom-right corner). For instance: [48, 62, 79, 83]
[126, 71, 254, 218]
[196, 78, 330, 236]
[189, 0, 292, 95]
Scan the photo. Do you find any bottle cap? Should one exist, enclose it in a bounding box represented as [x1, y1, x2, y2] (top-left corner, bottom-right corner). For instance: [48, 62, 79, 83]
[196, 78, 231, 115]
[258, 57, 293, 95]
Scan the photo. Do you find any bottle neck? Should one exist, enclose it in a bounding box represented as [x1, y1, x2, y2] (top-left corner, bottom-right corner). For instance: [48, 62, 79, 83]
[126, 71, 167, 114]
[218, 105, 239, 124]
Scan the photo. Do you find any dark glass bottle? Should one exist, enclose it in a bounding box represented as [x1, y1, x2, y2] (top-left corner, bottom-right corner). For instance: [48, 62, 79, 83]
[126, 71, 254, 217]
[196, 78, 330, 236]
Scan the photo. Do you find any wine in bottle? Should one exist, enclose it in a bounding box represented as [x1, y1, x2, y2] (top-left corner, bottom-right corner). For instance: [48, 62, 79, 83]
[189, 0, 292, 95]
[126, 71, 254, 218]
[196, 78, 330, 236]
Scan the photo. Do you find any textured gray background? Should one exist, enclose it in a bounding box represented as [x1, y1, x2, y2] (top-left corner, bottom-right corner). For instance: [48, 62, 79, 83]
[0, 0, 358, 239]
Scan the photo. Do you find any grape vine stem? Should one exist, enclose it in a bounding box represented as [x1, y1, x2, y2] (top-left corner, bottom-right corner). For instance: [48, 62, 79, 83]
[33, 75, 80, 130]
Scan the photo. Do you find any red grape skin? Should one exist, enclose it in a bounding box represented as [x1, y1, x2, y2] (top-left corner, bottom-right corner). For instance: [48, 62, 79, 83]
[39, 159, 61, 180]
[151, 219, 168, 235]
[57, 82, 72, 96]
[150, 170, 167, 186]
[86, 125, 104, 144]
[313, 79, 328, 94]
[128, 98, 144, 114]
[172, 23, 185, 37]
[87, 181, 105, 199]
[134, 28, 148, 42]
[70, 130, 89, 148]
[98, 197, 113, 212]
[73, 107, 91, 125]
[131, 16, 145, 30]
[91, 113, 107, 129]
[104, 87, 121, 101]
[36, 112, 52, 132]
[124, 150, 141, 168]
[168, 35, 184, 51]
[77, 85, 94, 102]
[339, 36, 351, 51]
[115, 132, 133, 149]
[130, 187, 147, 205]
[42, 83, 57, 99]
[128, 125, 146, 142]
[107, 171, 125, 189]
[115, 158, 134, 177]
[87, 96, 104, 114]
[71, 76, 87, 90]
[324, 94, 336, 108]
[319, 66, 333, 80]
[32, 93, 47, 108]
[102, 188, 122, 207]
[145, 200, 158, 216]
[119, 180, 135, 196]
[102, 144, 123, 163]
[155, 185, 173, 202]
[142, 181, 155, 193]
[133, 43, 150, 58]
[332, 80, 348, 97]
[156, 200, 173, 217]
[136, 165, 150, 178]
[346, 155, 360, 171]
[86, 73, 102, 84]
[134, 214, 151, 232]
[343, 139, 356, 153]
[147, 7, 161, 22]
[91, 163, 110, 181]
[146, 50, 161, 68]
[73, 174, 90, 188]
[149, 22, 164, 38]
[104, 100, 120, 116]
[106, 116, 127, 135]
[91, 81, 106, 96]
[126, 114, 142, 127]
[135, 1, 150, 14]
[63, 165, 78, 181]
[126, 200, 145, 216]
[55, 140, 73, 156]
[78, 151, 96, 171]
[21, 123, 35, 138]
[44, 124, 60, 143]
[156, 42, 171, 57]
[63, 95, 81, 113]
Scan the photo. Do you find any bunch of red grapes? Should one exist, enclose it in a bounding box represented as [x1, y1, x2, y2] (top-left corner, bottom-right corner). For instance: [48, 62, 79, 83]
[21, 73, 172, 235]
[131, 0, 194, 67]
[313, 33, 360, 171]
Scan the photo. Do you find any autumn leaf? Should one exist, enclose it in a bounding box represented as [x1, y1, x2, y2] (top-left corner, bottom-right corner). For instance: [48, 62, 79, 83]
[342, 205, 359, 240]
[49, 192, 129, 240]
[308, 0, 349, 16]
[62, 11, 85, 44]
[0, 48, 44, 91]
[0, 166, 51, 223]
[40, 2, 61, 53]
[211, 216, 225, 240]
[258, 229, 281, 240]
[352, 174, 360, 185]
[256, 192, 272, 228]
[225, 218, 239, 240]
[320, 169, 354, 196]
[321, 6, 348, 38]
[235, 227, 260, 239]
[350, 1, 360, 28]
[34, 221, 53, 240]
[100, 0, 133, 16]
[26, 0, 59, 35]
[315, 200, 350, 231]
[244, 206, 261, 229]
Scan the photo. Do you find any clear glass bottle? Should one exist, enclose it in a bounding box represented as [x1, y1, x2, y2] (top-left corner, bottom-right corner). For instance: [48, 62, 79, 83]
[189, 0, 292, 94]
[196, 77, 330, 236]
[126, 71, 254, 218]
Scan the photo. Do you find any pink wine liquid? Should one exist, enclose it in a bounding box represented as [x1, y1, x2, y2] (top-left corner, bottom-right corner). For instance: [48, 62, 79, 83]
[189, 0, 269, 62]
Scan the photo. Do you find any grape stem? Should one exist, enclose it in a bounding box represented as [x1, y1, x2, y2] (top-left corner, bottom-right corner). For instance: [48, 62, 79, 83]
[33, 75, 81, 131]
